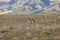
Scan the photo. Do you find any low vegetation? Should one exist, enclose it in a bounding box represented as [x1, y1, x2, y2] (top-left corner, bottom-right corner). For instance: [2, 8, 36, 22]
[0, 13, 60, 40]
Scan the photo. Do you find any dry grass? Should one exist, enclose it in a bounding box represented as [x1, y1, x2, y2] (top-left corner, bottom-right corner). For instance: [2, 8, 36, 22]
[0, 13, 60, 40]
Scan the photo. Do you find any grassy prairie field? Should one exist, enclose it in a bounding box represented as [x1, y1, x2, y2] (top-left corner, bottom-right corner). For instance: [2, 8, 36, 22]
[0, 13, 60, 40]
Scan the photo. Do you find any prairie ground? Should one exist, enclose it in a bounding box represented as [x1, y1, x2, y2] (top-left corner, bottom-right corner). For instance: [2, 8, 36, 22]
[0, 13, 60, 40]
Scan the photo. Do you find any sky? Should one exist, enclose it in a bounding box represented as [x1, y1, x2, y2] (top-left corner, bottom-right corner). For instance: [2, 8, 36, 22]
[0, 0, 11, 2]
[0, 0, 54, 3]
[50, 0, 54, 1]
[0, 0, 18, 5]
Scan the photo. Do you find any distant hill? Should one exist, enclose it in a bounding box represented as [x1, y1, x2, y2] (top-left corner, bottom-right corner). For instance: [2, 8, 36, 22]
[0, 0, 60, 15]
